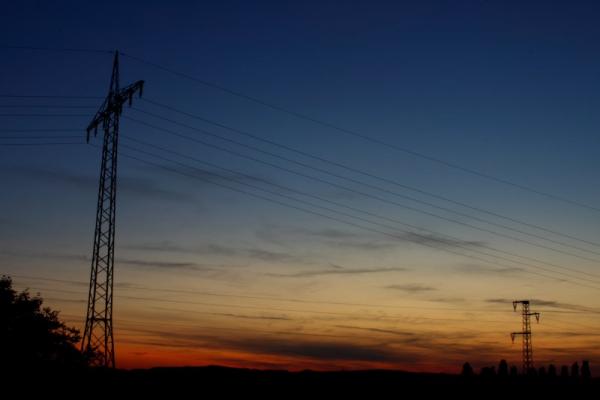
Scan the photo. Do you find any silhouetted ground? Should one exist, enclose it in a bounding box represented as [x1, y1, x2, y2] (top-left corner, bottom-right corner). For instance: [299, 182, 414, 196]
[8, 365, 598, 395]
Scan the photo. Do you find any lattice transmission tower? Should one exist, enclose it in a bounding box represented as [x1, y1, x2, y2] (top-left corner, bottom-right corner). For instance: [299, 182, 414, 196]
[81, 50, 144, 367]
[510, 300, 540, 374]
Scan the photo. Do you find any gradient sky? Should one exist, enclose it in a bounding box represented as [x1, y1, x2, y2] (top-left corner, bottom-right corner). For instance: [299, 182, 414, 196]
[2, 0, 600, 373]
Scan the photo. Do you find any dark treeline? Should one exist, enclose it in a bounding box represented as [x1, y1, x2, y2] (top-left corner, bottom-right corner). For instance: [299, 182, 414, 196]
[461, 359, 593, 383]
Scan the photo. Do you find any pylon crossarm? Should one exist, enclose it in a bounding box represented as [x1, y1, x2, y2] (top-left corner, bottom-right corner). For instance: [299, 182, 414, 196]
[86, 97, 109, 141]
[86, 80, 143, 140]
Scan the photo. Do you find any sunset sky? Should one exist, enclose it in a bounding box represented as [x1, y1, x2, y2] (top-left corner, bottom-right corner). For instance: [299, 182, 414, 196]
[2, 1, 600, 373]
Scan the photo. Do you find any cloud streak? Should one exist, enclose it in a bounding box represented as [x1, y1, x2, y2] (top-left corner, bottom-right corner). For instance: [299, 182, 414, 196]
[208, 312, 291, 321]
[122, 327, 423, 364]
[147, 163, 279, 189]
[456, 263, 525, 276]
[385, 284, 437, 293]
[267, 266, 407, 278]
[485, 298, 600, 314]
[9, 166, 196, 203]
[117, 258, 213, 272]
[125, 241, 309, 265]
[256, 224, 486, 253]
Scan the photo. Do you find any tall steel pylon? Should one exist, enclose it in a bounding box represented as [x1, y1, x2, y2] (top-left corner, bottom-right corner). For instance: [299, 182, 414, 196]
[81, 51, 144, 367]
[510, 300, 540, 374]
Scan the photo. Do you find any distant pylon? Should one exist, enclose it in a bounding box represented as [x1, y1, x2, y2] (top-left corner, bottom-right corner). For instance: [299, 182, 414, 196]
[510, 300, 540, 374]
[81, 51, 144, 367]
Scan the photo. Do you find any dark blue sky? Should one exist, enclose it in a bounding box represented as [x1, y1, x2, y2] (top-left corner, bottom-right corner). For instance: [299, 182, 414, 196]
[3, 1, 600, 195]
[2, 0, 600, 371]
[3, 0, 600, 265]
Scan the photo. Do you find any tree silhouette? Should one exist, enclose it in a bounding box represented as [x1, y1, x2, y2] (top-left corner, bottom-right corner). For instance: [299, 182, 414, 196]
[461, 362, 474, 377]
[0, 276, 87, 370]
[560, 365, 569, 379]
[581, 361, 591, 382]
[498, 359, 508, 377]
[547, 364, 557, 378]
[571, 362, 580, 380]
[538, 366, 546, 378]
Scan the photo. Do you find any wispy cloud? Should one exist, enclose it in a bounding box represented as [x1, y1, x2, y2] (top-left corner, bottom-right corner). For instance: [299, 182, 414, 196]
[255, 225, 400, 251]
[8, 166, 196, 203]
[256, 224, 486, 252]
[267, 266, 407, 278]
[426, 297, 467, 304]
[43, 297, 85, 304]
[119, 325, 520, 368]
[485, 298, 600, 314]
[0, 250, 88, 262]
[117, 258, 213, 272]
[147, 163, 278, 188]
[122, 327, 423, 364]
[234, 339, 410, 363]
[0, 250, 214, 273]
[335, 325, 416, 337]
[385, 284, 437, 293]
[400, 232, 485, 249]
[125, 241, 309, 265]
[455, 263, 525, 275]
[542, 331, 600, 338]
[208, 312, 291, 321]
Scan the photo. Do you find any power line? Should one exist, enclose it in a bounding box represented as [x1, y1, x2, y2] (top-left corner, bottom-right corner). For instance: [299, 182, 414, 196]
[141, 97, 600, 250]
[0, 105, 96, 109]
[0, 128, 81, 132]
[0, 45, 113, 54]
[26, 288, 600, 340]
[10, 273, 600, 315]
[5, 46, 600, 363]
[120, 134, 600, 283]
[120, 52, 600, 214]
[0, 142, 84, 146]
[124, 113, 600, 264]
[100, 317, 600, 340]
[2, 45, 596, 213]
[66, 317, 512, 340]
[4, 97, 598, 260]
[0, 113, 90, 117]
[0, 135, 81, 139]
[111, 143, 600, 290]
[32, 286, 514, 325]
[67, 317, 512, 346]
[4, 111, 590, 288]
[0, 94, 103, 99]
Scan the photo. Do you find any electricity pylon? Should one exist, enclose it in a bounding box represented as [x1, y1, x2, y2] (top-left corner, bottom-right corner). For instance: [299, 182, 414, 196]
[510, 300, 540, 374]
[81, 50, 144, 367]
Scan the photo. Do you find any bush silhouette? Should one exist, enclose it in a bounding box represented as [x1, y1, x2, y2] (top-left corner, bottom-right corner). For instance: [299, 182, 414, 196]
[571, 362, 580, 380]
[0, 276, 87, 370]
[581, 361, 591, 382]
[538, 366, 546, 378]
[461, 362, 474, 377]
[498, 359, 508, 377]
